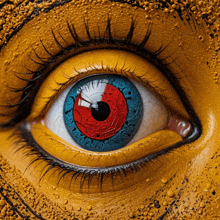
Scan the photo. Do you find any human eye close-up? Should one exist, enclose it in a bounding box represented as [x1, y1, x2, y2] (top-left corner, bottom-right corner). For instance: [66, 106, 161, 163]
[0, 0, 220, 219]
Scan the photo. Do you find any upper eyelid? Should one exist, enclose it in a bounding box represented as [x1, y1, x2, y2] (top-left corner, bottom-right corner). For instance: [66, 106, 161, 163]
[32, 64, 168, 121]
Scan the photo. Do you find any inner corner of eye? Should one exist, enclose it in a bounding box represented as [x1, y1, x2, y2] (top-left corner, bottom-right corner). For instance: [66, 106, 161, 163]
[129, 79, 192, 141]
[163, 112, 192, 139]
[28, 74, 192, 153]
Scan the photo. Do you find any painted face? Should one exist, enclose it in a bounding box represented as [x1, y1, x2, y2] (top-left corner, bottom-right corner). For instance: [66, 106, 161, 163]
[0, 0, 219, 219]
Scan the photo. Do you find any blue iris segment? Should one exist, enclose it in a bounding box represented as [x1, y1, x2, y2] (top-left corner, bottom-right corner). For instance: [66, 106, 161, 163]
[63, 74, 143, 152]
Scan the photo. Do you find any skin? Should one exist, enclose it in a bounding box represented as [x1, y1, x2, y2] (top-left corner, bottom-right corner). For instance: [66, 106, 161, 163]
[0, 0, 220, 219]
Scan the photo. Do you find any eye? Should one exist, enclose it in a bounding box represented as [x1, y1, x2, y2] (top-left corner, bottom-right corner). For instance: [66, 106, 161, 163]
[23, 47, 195, 171]
[44, 74, 167, 152]
[44, 73, 191, 152]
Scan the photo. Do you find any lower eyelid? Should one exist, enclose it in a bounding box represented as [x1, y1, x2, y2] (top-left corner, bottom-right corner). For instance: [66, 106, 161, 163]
[29, 123, 182, 167]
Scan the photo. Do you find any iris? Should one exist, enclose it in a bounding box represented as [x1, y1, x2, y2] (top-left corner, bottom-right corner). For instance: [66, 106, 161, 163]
[64, 74, 143, 152]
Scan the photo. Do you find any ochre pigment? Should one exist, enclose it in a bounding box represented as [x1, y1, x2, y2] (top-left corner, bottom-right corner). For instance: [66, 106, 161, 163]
[0, 0, 220, 219]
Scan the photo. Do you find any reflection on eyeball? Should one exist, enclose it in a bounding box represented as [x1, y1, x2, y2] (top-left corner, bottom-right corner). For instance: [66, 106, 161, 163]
[0, 0, 219, 219]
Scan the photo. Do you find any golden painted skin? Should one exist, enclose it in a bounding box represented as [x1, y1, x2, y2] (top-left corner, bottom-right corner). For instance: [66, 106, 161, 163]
[0, 0, 220, 219]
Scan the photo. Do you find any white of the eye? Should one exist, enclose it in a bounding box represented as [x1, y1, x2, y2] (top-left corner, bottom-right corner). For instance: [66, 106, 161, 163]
[45, 84, 81, 148]
[44, 78, 168, 149]
[128, 80, 168, 145]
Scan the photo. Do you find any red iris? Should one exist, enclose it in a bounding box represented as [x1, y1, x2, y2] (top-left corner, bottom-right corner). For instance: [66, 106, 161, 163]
[73, 84, 127, 140]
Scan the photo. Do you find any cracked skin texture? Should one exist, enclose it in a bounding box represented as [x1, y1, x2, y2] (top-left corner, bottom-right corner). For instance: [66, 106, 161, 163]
[0, 0, 220, 219]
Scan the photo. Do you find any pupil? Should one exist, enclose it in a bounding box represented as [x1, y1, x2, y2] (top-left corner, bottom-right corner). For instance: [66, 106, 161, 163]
[91, 101, 110, 121]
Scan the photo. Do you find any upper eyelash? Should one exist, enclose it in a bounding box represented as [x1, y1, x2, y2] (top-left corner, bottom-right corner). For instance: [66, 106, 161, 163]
[0, 16, 173, 128]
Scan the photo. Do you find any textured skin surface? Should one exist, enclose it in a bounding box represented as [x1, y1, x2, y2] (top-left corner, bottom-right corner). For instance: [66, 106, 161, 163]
[0, 0, 220, 219]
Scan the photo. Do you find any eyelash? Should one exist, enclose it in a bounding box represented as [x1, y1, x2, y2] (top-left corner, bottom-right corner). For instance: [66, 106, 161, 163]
[12, 124, 145, 191]
[11, 121, 199, 191]
[0, 17, 168, 128]
[1, 16, 201, 190]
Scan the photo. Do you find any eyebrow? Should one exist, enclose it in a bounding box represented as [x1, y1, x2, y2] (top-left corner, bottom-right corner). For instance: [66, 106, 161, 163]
[0, 0, 207, 50]
[0, 0, 137, 50]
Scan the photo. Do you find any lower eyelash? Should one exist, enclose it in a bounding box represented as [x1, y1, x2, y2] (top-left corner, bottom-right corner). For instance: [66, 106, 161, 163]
[11, 123, 145, 191]
[10, 120, 200, 192]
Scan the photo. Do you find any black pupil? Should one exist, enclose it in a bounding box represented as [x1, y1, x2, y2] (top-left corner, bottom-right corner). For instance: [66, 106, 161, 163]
[91, 101, 110, 121]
